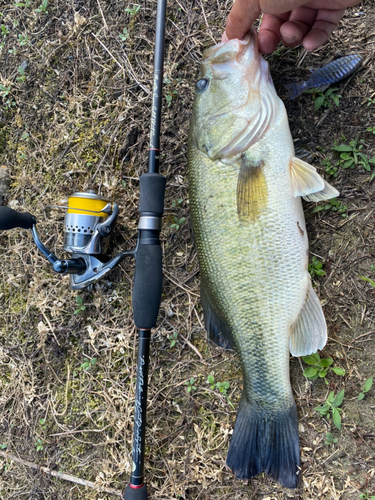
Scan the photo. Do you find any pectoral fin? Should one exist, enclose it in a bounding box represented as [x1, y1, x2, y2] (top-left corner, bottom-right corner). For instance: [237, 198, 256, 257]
[289, 282, 327, 357]
[290, 157, 339, 200]
[237, 157, 268, 222]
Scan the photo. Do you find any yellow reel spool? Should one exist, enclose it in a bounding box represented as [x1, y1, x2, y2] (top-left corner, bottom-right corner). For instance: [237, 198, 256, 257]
[67, 192, 109, 218]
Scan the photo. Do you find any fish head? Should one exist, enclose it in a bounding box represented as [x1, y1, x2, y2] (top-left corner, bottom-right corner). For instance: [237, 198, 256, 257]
[190, 32, 278, 160]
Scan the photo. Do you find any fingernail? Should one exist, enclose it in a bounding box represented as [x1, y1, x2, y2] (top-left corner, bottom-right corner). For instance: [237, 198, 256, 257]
[282, 34, 296, 44]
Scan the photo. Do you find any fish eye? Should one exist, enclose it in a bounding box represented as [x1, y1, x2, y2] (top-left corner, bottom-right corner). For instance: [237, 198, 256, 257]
[196, 78, 209, 92]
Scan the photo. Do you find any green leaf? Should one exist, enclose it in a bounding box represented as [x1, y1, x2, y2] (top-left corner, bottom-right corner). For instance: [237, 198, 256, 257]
[360, 275, 375, 287]
[363, 376, 373, 393]
[312, 352, 321, 362]
[318, 368, 328, 378]
[311, 205, 326, 213]
[327, 391, 335, 402]
[315, 403, 330, 415]
[207, 374, 214, 385]
[76, 296, 83, 306]
[333, 144, 353, 152]
[303, 367, 319, 378]
[315, 269, 326, 276]
[302, 355, 320, 365]
[325, 432, 333, 443]
[342, 159, 354, 169]
[332, 407, 342, 430]
[314, 96, 325, 111]
[358, 392, 365, 401]
[320, 357, 333, 367]
[331, 366, 345, 376]
[332, 389, 345, 408]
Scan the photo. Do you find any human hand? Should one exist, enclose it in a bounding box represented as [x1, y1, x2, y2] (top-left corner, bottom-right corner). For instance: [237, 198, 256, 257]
[223, 0, 361, 54]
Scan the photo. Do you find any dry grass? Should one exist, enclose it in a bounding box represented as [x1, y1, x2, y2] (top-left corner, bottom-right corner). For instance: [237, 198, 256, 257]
[0, 0, 374, 499]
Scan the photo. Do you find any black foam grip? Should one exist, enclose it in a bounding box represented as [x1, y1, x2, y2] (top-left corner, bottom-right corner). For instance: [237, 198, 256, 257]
[132, 244, 162, 329]
[0, 206, 36, 230]
[139, 173, 166, 215]
[123, 484, 148, 500]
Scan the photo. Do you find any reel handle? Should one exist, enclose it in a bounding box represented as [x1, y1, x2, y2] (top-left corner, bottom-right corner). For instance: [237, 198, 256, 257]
[0, 206, 36, 230]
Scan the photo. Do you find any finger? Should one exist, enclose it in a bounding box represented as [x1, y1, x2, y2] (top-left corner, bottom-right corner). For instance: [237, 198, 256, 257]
[258, 12, 290, 53]
[225, 0, 261, 40]
[279, 6, 317, 46]
[302, 8, 345, 49]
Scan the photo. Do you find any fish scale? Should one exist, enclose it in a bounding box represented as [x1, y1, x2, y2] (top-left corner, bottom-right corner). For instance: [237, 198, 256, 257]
[189, 141, 306, 411]
[188, 34, 338, 488]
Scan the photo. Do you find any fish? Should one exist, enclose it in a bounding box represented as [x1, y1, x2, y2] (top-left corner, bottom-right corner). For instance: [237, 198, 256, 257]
[285, 54, 362, 99]
[188, 32, 339, 488]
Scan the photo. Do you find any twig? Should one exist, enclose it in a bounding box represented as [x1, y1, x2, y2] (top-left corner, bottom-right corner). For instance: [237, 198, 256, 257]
[91, 124, 119, 182]
[91, 33, 150, 95]
[91, 32, 125, 74]
[350, 330, 375, 344]
[96, 0, 109, 30]
[199, 0, 216, 43]
[0, 451, 122, 497]
[164, 271, 200, 297]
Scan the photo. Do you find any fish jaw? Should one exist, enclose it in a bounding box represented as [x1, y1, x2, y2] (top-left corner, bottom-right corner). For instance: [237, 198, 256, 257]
[190, 32, 282, 161]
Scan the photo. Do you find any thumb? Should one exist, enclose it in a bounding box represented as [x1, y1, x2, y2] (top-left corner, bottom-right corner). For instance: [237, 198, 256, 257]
[224, 0, 261, 40]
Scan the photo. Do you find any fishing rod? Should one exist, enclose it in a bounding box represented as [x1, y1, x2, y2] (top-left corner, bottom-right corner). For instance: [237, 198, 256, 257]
[0, 0, 167, 497]
[124, 0, 167, 497]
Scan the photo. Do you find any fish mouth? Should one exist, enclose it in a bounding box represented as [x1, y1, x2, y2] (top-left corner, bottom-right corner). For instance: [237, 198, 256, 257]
[193, 31, 280, 162]
[202, 30, 258, 67]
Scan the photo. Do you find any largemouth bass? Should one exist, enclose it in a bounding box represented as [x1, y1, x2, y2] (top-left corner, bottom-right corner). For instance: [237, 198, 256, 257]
[188, 33, 339, 488]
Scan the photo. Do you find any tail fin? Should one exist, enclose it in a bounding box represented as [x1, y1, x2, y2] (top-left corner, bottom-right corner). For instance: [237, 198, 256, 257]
[226, 396, 300, 488]
[284, 80, 308, 100]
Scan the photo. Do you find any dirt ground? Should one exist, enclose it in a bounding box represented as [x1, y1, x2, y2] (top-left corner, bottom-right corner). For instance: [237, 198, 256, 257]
[0, 0, 374, 499]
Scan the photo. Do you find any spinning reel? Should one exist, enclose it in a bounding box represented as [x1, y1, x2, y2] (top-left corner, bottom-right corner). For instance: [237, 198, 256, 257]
[0, 190, 135, 290]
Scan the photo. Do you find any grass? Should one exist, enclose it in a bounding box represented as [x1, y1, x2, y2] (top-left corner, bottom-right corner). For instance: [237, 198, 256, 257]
[333, 136, 375, 171]
[302, 352, 345, 385]
[308, 256, 326, 278]
[314, 389, 345, 430]
[305, 87, 342, 112]
[358, 376, 373, 400]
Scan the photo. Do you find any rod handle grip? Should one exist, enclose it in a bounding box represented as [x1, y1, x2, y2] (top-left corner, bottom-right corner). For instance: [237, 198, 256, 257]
[124, 484, 148, 500]
[132, 244, 162, 329]
[0, 206, 36, 230]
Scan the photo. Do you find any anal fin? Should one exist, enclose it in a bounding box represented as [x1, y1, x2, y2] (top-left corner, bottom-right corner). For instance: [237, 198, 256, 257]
[289, 282, 327, 357]
[201, 284, 234, 351]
